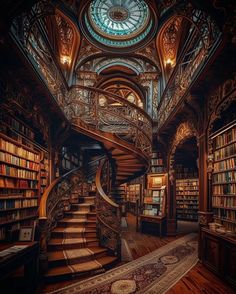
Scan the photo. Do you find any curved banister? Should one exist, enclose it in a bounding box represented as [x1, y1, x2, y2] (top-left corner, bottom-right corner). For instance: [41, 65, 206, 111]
[95, 158, 121, 256]
[96, 159, 119, 209]
[63, 85, 152, 158]
[70, 85, 152, 123]
[39, 168, 78, 219]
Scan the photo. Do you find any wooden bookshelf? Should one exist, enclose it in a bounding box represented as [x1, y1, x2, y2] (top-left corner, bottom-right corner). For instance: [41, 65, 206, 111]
[176, 178, 199, 221]
[140, 174, 167, 236]
[0, 110, 49, 241]
[150, 152, 165, 173]
[142, 173, 166, 217]
[126, 184, 140, 215]
[211, 121, 236, 233]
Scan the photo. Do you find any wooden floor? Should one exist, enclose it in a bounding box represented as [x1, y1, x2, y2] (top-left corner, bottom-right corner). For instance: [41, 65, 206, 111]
[40, 213, 235, 293]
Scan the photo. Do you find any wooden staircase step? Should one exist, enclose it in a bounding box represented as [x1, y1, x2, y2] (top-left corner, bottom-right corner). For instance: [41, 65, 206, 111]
[57, 218, 96, 228]
[51, 227, 97, 239]
[64, 211, 96, 219]
[48, 247, 108, 267]
[116, 171, 134, 176]
[48, 238, 99, 251]
[45, 256, 118, 282]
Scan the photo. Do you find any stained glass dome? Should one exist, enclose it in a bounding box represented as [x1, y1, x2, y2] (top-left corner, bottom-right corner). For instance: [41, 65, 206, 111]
[82, 0, 155, 50]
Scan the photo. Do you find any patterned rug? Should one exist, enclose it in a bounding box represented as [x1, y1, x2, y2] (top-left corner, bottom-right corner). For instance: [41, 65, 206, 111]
[48, 233, 198, 294]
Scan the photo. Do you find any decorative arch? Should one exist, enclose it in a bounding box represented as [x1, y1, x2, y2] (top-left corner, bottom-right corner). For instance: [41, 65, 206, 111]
[169, 121, 199, 171]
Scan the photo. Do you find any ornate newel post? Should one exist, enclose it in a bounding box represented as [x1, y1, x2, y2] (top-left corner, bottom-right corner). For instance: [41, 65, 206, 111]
[38, 218, 48, 274]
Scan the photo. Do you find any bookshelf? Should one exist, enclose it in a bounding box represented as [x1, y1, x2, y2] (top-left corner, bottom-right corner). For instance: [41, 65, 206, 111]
[61, 146, 81, 173]
[0, 110, 49, 241]
[176, 178, 199, 221]
[126, 184, 141, 215]
[142, 174, 166, 217]
[211, 121, 236, 233]
[140, 174, 167, 236]
[150, 152, 165, 173]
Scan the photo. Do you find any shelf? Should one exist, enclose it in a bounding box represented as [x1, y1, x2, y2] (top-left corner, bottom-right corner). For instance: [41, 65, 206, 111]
[0, 196, 38, 200]
[214, 216, 236, 224]
[0, 159, 39, 172]
[213, 167, 236, 174]
[0, 173, 38, 181]
[213, 206, 236, 211]
[144, 202, 160, 205]
[0, 133, 38, 155]
[214, 154, 236, 163]
[0, 206, 38, 212]
[0, 186, 38, 190]
[212, 181, 236, 185]
[0, 215, 37, 227]
[214, 138, 236, 150]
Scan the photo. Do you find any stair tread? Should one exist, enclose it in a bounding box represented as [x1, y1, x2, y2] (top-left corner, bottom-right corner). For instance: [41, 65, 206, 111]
[48, 247, 107, 261]
[48, 237, 98, 246]
[66, 211, 96, 215]
[53, 227, 96, 233]
[45, 256, 117, 277]
[59, 218, 96, 223]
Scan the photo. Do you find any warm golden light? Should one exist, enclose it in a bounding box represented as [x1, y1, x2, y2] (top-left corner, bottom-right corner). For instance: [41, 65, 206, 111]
[165, 58, 174, 67]
[60, 55, 71, 65]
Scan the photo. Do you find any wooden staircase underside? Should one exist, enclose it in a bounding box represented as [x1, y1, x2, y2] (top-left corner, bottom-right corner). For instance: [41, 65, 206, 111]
[71, 123, 150, 186]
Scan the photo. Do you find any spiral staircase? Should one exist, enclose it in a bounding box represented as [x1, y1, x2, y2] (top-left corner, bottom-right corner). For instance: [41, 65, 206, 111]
[39, 85, 152, 281]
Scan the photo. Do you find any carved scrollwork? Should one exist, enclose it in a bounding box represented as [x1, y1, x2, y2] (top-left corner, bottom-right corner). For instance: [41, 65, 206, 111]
[169, 121, 198, 170]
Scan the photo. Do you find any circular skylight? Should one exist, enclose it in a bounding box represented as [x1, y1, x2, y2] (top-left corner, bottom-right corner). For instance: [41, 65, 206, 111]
[89, 0, 149, 38]
[82, 0, 154, 50]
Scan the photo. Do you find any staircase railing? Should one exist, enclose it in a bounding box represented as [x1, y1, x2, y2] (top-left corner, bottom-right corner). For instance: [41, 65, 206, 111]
[96, 158, 121, 258]
[38, 156, 105, 272]
[63, 85, 152, 158]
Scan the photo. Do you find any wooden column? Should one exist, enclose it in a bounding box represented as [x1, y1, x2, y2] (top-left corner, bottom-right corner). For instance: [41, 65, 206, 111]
[198, 131, 213, 259]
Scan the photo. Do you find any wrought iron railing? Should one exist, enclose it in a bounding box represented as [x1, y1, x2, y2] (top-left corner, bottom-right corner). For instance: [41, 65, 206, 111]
[157, 9, 221, 130]
[64, 85, 152, 157]
[96, 159, 121, 257]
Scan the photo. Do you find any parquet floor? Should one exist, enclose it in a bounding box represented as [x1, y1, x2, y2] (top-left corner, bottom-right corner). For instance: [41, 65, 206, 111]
[41, 213, 235, 293]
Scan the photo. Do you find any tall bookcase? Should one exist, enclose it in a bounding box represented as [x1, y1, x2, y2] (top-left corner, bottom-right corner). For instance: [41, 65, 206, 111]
[176, 178, 199, 221]
[211, 121, 236, 233]
[0, 110, 49, 241]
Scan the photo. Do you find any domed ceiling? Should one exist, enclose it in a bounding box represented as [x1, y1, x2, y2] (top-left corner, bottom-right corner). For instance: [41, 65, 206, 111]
[81, 0, 155, 51]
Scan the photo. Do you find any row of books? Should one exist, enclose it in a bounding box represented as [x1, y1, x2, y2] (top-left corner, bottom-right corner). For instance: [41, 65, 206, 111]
[177, 214, 198, 220]
[150, 166, 165, 173]
[213, 183, 236, 195]
[0, 164, 38, 180]
[0, 113, 35, 139]
[143, 208, 159, 216]
[151, 158, 163, 165]
[215, 219, 235, 232]
[0, 208, 37, 224]
[176, 191, 198, 196]
[177, 198, 198, 203]
[213, 156, 236, 172]
[0, 138, 39, 161]
[0, 223, 20, 240]
[152, 152, 162, 158]
[177, 205, 198, 209]
[0, 198, 38, 210]
[0, 177, 38, 189]
[176, 180, 198, 186]
[213, 208, 236, 221]
[0, 151, 39, 171]
[0, 191, 36, 198]
[176, 209, 198, 213]
[214, 142, 236, 161]
[176, 172, 198, 179]
[212, 196, 236, 208]
[212, 171, 236, 183]
[214, 126, 236, 148]
[144, 196, 160, 203]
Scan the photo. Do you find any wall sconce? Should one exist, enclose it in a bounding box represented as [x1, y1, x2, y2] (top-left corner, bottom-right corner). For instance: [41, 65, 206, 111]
[165, 58, 174, 69]
[60, 55, 71, 66]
